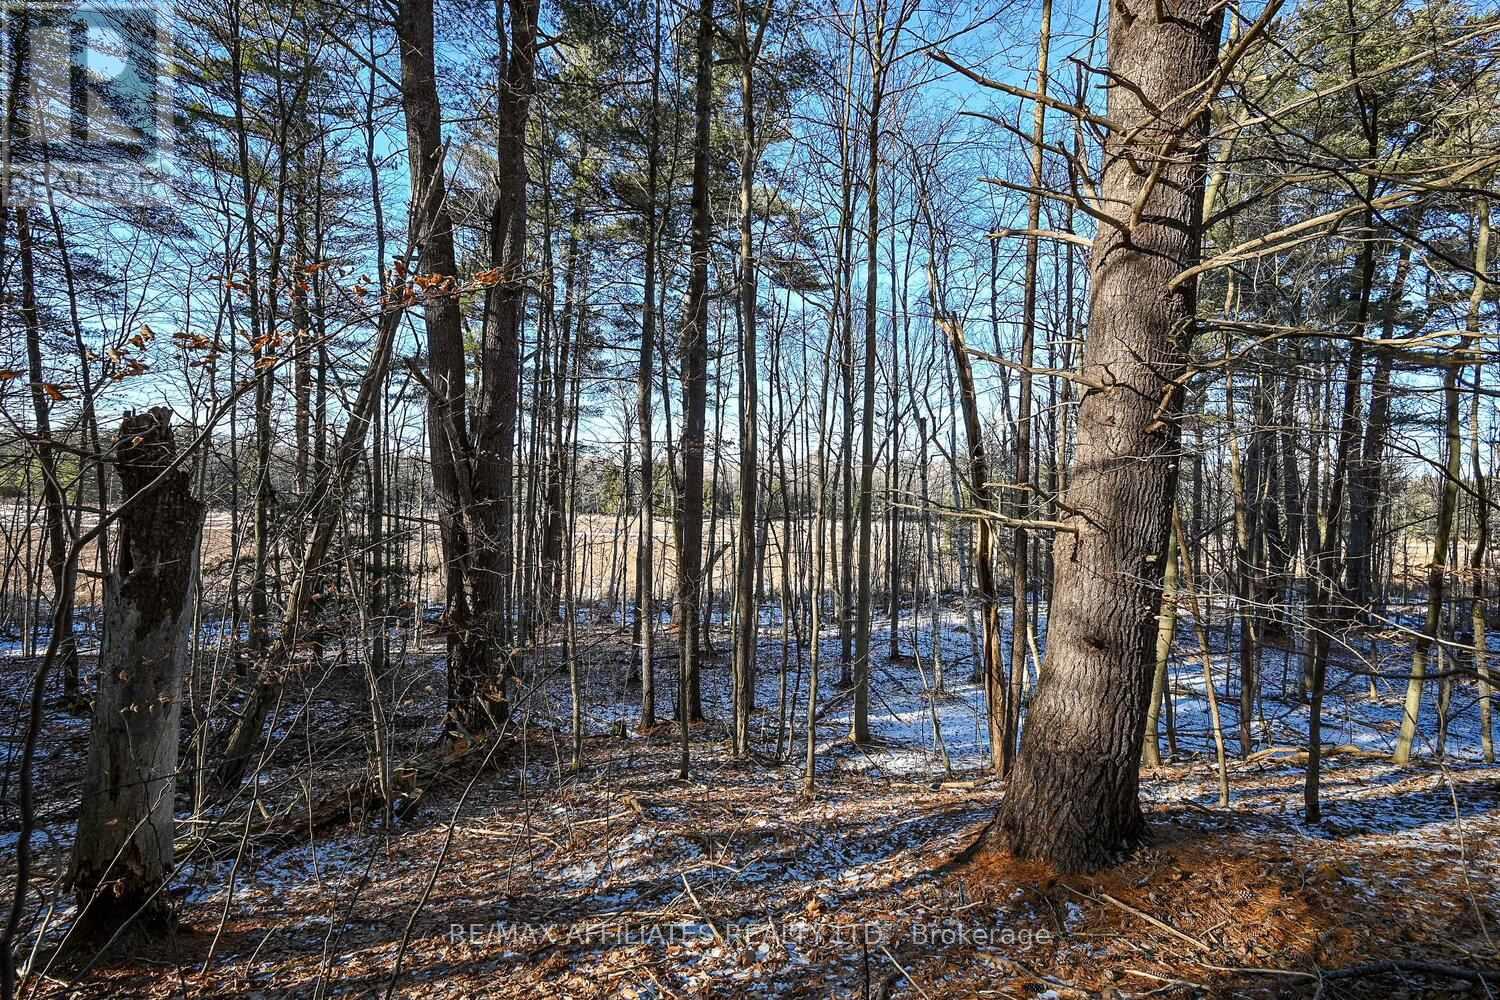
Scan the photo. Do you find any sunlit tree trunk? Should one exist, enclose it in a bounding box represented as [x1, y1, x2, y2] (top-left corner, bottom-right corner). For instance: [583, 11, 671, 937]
[1142, 528, 1178, 767]
[1395, 198, 1486, 764]
[993, 0, 1222, 871]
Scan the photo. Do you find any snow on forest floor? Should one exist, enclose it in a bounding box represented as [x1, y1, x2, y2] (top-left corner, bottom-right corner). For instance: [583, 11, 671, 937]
[2, 602, 1499, 998]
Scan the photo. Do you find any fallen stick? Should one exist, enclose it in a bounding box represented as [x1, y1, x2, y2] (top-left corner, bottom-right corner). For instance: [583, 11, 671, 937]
[811, 686, 856, 723]
[1093, 891, 1211, 954]
[1245, 743, 1388, 764]
[680, 875, 724, 945]
[878, 945, 933, 1000]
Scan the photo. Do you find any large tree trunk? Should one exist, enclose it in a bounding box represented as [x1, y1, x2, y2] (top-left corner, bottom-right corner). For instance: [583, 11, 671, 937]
[730, 18, 761, 759]
[851, 9, 885, 746]
[396, 0, 480, 730]
[676, 0, 714, 767]
[70, 410, 204, 932]
[838, 219, 855, 689]
[991, 0, 1222, 872]
[474, 0, 538, 698]
[396, 0, 536, 735]
[636, 0, 663, 731]
[729, 9, 778, 756]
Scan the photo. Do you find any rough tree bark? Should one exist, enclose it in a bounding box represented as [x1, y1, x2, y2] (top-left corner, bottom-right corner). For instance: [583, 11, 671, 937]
[677, 0, 714, 770]
[395, 0, 536, 735]
[475, 0, 539, 690]
[397, 0, 480, 731]
[990, 0, 1222, 872]
[70, 410, 205, 932]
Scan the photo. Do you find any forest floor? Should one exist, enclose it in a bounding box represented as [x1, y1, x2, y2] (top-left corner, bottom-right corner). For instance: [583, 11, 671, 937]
[2, 602, 1499, 998]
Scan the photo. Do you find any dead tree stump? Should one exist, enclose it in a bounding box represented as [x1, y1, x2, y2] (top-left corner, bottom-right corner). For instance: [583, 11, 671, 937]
[70, 408, 205, 932]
